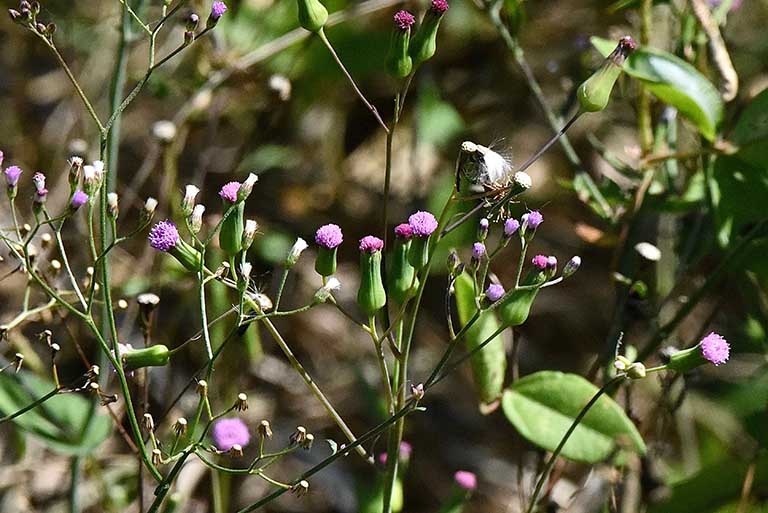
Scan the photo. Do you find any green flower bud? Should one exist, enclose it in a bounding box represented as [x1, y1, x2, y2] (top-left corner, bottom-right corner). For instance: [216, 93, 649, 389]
[315, 246, 338, 276]
[409, 0, 449, 67]
[219, 202, 244, 256]
[386, 11, 415, 78]
[407, 237, 430, 270]
[387, 233, 418, 304]
[122, 344, 170, 371]
[170, 238, 203, 272]
[498, 269, 546, 327]
[577, 36, 636, 113]
[297, 0, 328, 33]
[357, 237, 387, 317]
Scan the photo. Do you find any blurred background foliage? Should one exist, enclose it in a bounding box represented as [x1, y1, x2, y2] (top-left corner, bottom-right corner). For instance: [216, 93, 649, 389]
[1, 0, 768, 511]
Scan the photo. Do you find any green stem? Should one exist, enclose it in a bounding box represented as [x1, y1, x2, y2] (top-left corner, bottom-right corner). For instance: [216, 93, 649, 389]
[70, 456, 81, 513]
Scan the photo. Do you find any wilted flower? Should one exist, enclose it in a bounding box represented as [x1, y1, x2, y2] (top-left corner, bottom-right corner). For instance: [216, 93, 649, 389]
[286, 237, 308, 267]
[313, 276, 340, 303]
[190, 204, 205, 234]
[237, 173, 258, 202]
[182, 185, 200, 216]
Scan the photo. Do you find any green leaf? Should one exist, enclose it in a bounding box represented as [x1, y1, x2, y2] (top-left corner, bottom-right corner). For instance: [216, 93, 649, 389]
[0, 372, 111, 456]
[731, 88, 768, 169]
[591, 37, 723, 140]
[454, 272, 507, 408]
[501, 371, 645, 463]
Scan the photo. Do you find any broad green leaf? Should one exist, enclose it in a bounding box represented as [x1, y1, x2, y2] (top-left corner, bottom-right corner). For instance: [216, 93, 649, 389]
[502, 371, 645, 463]
[591, 37, 723, 140]
[731, 88, 768, 168]
[0, 372, 111, 455]
[416, 83, 466, 147]
[454, 272, 507, 409]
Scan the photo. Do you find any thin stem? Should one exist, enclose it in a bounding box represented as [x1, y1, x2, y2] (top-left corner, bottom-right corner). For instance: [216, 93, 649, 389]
[70, 456, 81, 513]
[524, 376, 626, 513]
[0, 387, 60, 423]
[273, 267, 290, 310]
[316, 28, 389, 133]
[368, 318, 395, 414]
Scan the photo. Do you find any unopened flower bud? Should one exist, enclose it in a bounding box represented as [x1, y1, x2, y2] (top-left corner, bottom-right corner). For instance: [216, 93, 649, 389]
[409, 0, 449, 66]
[286, 237, 307, 267]
[186, 12, 199, 31]
[297, 0, 327, 32]
[234, 392, 248, 411]
[68, 156, 83, 189]
[357, 236, 387, 316]
[206, 1, 228, 29]
[477, 218, 490, 241]
[578, 36, 636, 113]
[447, 250, 461, 275]
[183, 30, 194, 46]
[386, 11, 415, 78]
[122, 344, 171, 370]
[626, 362, 647, 379]
[562, 256, 581, 278]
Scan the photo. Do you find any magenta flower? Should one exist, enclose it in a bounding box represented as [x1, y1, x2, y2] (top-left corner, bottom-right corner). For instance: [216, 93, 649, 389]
[4, 165, 22, 187]
[531, 254, 548, 270]
[219, 181, 241, 203]
[393, 10, 415, 30]
[315, 224, 343, 249]
[431, 0, 449, 14]
[359, 235, 384, 253]
[71, 190, 88, 209]
[472, 242, 486, 259]
[211, 1, 228, 19]
[408, 211, 438, 237]
[700, 332, 730, 366]
[378, 441, 413, 464]
[504, 218, 520, 237]
[212, 418, 250, 451]
[523, 210, 543, 230]
[394, 223, 413, 240]
[454, 470, 477, 491]
[148, 221, 180, 252]
[485, 283, 505, 302]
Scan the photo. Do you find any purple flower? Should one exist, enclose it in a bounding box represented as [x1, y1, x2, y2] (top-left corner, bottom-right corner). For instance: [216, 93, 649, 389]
[219, 181, 241, 203]
[504, 218, 520, 237]
[148, 221, 180, 252]
[431, 0, 449, 14]
[211, 1, 228, 19]
[699, 332, 730, 366]
[454, 470, 477, 491]
[485, 283, 505, 302]
[393, 10, 415, 30]
[71, 190, 88, 209]
[315, 224, 343, 249]
[408, 211, 438, 237]
[394, 223, 413, 240]
[472, 242, 486, 259]
[523, 210, 544, 230]
[212, 417, 250, 451]
[359, 235, 384, 253]
[4, 165, 22, 187]
[531, 254, 548, 270]
[378, 441, 413, 464]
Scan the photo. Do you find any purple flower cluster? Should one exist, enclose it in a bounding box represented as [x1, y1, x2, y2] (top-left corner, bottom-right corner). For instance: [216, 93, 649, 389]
[71, 190, 88, 209]
[359, 235, 384, 253]
[211, 1, 228, 20]
[148, 221, 180, 252]
[485, 283, 505, 302]
[472, 242, 486, 259]
[408, 211, 438, 237]
[219, 181, 241, 203]
[212, 417, 250, 451]
[431, 0, 450, 14]
[4, 165, 22, 187]
[394, 223, 413, 239]
[531, 254, 548, 270]
[700, 332, 730, 366]
[393, 10, 415, 30]
[315, 224, 343, 249]
[504, 218, 520, 237]
[522, 210, 544, 230]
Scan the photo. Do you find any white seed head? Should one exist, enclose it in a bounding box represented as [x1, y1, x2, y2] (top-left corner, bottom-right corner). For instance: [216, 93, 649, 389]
[478, 145, 513, 186]
[190, 204, 205, 233]
[237, 172, 259, 201]
[240, 262, 252, 280]
[152, 120, 177, 143]
[513, 171, 532, 189]
[182, 185, 200, 215]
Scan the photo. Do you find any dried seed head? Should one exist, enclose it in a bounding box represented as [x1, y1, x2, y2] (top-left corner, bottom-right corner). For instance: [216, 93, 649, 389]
[196, 380, 208, 397]
[290, 426, 307, 445]
[228, 444, 244, 457]
[234, 393, 248, 411]
[181, 185, 200, 216]
[410, 383, 425, 401]
[627, 362, 647, 379]
[152, 120, 177, 143]
[107, 192, 119, 218]
[117, 299, 129, 310]
[13, 353, 24, 372]
[152, 449, 163, 466]
[40, 232, 52, 249]
[291, 480, 310, 497]
[258, 420, 273, 439]
[143, 413, 155, 432]
[301, 433, 315, 450]
[172, 417, 188, 436]
[142, 197, 158, 224]
[50, 259, 62, 273]
[190, 204, 205, 234]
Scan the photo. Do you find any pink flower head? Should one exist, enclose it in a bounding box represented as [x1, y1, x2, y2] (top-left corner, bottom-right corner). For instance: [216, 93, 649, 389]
[378, 441, 413, 464]
[394, 223, 413, 240]
[148, 221, 180, 252]
[71, 190, 88, 209]
[315, 224, 343, 249]
[504, 218, 520, 237]
[4, 165, 22, 187]
[699, 332, 730, 366]
[485, 283, 505, 302]
[472, 242, 486, 259]
[211, 1, 228, 19]
[531, 254, 548, 270]
[359, 235, 384, 253]
[454, 470, 477, 491]
[219, 181, 241, 203]
[212, 417, 250, 451]
[408, 211, 438, 237]
[393, 10, 415, 30]
[431, 0, 449, 14]
[524, 210, 544, 230]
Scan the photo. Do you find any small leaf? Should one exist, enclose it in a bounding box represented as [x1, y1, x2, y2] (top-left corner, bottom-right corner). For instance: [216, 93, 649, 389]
[591, 37, 723, 140]
[502, 371, 645, 463]
[454, 272, 507, 409]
